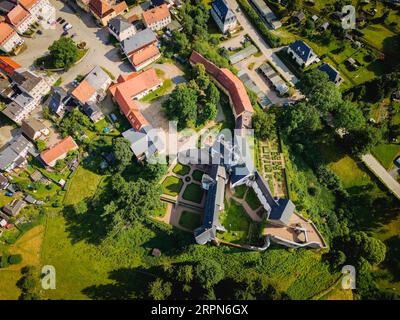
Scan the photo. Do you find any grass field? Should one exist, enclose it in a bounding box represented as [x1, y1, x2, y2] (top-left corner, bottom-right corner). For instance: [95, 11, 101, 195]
[179, 211, 203, 231]
[0, 225, 45, 300]
[172, 163, 190, 176]
[219, 199, 251, 244]
[245, 188, 262, 210]
[182, 183, 204, 203]
[372, 144, 400, 169]
[192, 170, 204, 182]
[161, 176, 183, 196]
[140, 79, 173, 102]
[63, 166, 103, 206]
[234, 185, 247, 199]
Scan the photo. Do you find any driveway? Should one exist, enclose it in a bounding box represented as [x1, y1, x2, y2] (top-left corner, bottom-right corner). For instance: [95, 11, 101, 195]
[226, 0, 298, 85]
[362, 154, 400, 200]
[14, 0, 132, 86]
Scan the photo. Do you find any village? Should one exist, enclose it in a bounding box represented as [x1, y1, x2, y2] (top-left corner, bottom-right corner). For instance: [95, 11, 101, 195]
[0, 0, 399, 301]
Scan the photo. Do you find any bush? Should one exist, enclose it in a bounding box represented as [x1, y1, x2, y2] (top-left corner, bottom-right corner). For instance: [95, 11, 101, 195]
[8, 254, 23, 265]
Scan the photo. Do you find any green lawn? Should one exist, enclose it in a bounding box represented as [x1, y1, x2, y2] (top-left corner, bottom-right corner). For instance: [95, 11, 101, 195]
[233, 184, 247, 199]
[245, 187, 262, 210]
[192, 170, 204, 182]
[182, 183, 204, 203]
[372, 144, 400, 170]
[219, 199, 251, 244]
[172, 163, 190, 176]
[140, 79, 173, 102]
[161, 176, 183, 196]
[179, 211, 203, 231]
[64, 166, 103, 206]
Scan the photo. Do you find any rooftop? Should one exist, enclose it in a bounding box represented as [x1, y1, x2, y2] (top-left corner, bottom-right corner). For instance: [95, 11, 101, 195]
[121, 28, 157, 54]
[71, 80, 96, 105]
[6, 4, 30, 27]
[0, 22, 16, 46]
[142, 3, 170, 26]
[130, 44, 160, 67]
[40, 136, 78, 166]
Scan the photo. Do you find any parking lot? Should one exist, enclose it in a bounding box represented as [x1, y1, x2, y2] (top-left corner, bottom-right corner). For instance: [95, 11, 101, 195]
[14, 0, 133, 86]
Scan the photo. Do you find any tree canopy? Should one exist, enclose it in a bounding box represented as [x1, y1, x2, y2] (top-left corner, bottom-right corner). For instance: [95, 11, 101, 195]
[112, 137, 133, 171]
[48, 37, 79, 70]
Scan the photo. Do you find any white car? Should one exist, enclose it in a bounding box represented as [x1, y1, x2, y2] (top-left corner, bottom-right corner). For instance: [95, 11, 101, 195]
[63, 23, 72, 31]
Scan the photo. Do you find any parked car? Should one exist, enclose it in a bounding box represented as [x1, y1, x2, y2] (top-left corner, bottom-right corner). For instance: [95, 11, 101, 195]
[64, 23, 72, 31]
[5, 192, 13, 197]
[37, 29, 42, 35]
[57, 17, 62, 22]
[60, 18, 65, 24]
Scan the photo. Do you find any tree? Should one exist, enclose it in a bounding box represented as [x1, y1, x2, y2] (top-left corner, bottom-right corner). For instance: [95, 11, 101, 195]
[162, 83, 198, 129]
[252, 110, 276, 140]
[206, 82, 220, 105]
[172, 31, 189, 56]
[298, 69, 342, 114]
[48, 37, 79, 70]
[112, 137, 133, 171]
[199, 102, 217, 125]
[175, 265, 194, 284]
[333, 100, 365, 131]
[281, 102, 321, 137]
[342, 126, 382, 155]
[195, 260, 224, 289]
[148, 278, 172, 300]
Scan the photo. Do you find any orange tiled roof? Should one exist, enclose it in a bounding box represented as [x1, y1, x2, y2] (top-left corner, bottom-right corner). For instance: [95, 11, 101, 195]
[0, 22, 16, 46]
[130, 44, 160, 68]
[19, 0, 38, 10]
[71, 80, 96, 104]
[41, 136, 78, 166]
[189, 51, 253, 117]
[89, 0, 113, 18]
[109, 68, 161, 131]
[7, 5, 30, 27]
[142, 3, 170, 26]
[0, 55, 21, 76]
[112, 1, 128, 15]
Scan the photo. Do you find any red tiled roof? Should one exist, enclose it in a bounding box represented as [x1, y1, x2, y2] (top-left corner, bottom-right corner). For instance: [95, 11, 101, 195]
[6, 5, 30, 27]
[0, 55, 21, 76]
[130, 44, 160, 68]
[89, 0, 113, 18]
[40, 136, 78, 166]
[109, 68, 161, 131]
[71, 80, 96, 104]
[142, 3, 170, 26]
[19, 0, 38, 11]
[112, 1, 128, 15]
[0, 23, 17, 47]
[189, 51, 253, 117]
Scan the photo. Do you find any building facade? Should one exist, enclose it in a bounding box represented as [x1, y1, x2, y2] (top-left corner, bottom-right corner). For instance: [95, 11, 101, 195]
[210, 0, 237, 34]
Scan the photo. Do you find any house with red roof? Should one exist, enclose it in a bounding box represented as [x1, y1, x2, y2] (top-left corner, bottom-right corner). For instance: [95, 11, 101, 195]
[0, 56, 21, 76]
[6, 4, 36, 34]
[142, 3, 171, 31]
[89, 0, 128, 26]
[0, 22, 24, 53]
[189, 51, 254, 128]
[40, 136, 78, 167]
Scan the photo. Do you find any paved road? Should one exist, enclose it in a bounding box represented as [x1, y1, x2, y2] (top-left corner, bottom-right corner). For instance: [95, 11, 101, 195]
[14, 0, 132, 86]
[362, 154, 400, 200]
[227, 0, 298, 85]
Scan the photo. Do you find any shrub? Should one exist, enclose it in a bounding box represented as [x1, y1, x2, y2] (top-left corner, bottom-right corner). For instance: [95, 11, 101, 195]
[8, 254, 23, 265]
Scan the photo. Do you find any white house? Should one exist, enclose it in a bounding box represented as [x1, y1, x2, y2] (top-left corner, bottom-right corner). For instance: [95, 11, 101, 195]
[0, 22, 23, 53]
[142, 3, 171, 31]
[210, 0, 237, 34]
[287, 40, 319, 67]
[108, 15, 137, 42]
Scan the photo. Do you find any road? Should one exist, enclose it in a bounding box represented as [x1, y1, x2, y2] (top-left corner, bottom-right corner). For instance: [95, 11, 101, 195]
[14, 0, 133, 86]
[362, 154, 400, 200]
[227, 0, 298, 85]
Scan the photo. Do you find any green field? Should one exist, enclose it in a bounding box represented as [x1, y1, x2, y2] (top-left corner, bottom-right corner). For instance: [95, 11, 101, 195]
[182, 183, 204, 203]
[179, 211, 203, 230]
[161, 176, 183, 196]
[219, 199, 251, 244]
[245, 188, 262, 210]
[234, 184, 247, 199]
[192, 170, 204, 182]
[172, 163, 191, 176]
[372, 144, 400, 169]
[63, 166, 103, 205]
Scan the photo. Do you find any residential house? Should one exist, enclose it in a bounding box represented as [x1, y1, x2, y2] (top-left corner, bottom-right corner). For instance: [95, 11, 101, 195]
[142, 3, 171, 31]
[0, 22, 23, 53]
[210, 0, 237, 34]
[0, 135, 35, 172]
[292, 11, 305, 23]
[249, 0, 281, 29]
[2, 91, 36, 124]
[21, 117, 50, 140]
[317, 62, 343, 86]
[120, 28, 160, 70]
[6, 4, 36, 34]
[82, 102, 104, 123]
[71, 66, 112, 107]
[287, 40, 318, 67]
[2, 199, 25, 217]
[189, 51, 254, 129]
[0, 56, 21, 77]
[15, 0, 54, 21]
[40, 136, 78, 167]
[108, 15, 136, 42]
[48, 86, 72, 117]
[0, 174, 9, 190]
[89, 0, 128, 27]
[11, 68, 50, 101]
